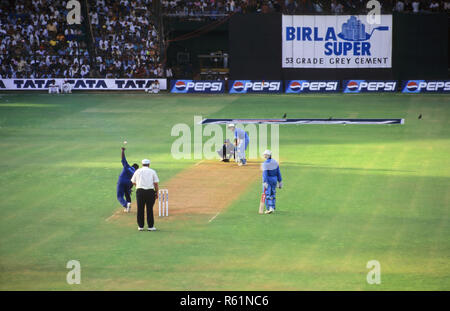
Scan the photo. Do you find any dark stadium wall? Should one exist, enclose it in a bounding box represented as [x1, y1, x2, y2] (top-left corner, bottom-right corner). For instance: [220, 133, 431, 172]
[392, 12, 448, 80]
[229, 13, 282, 80]
[165, 20, 229, 79]
[229, 13, 448, 80]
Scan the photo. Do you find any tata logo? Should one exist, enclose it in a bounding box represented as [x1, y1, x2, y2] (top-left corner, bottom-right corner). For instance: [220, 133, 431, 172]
[230, 80, 281, 93]
[171, 80, 224, 93]
[344, 80, 397, 93]
[286, 80, 339, 93]
[402, 80, 450, 93]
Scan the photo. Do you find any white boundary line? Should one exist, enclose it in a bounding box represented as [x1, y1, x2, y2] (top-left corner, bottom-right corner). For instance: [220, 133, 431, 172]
[105, 211, 120, 222]
[208, 211, 220, 223]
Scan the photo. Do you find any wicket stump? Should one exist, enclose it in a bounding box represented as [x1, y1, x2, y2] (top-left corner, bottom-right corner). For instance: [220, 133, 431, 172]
[158, 189, 169, 216]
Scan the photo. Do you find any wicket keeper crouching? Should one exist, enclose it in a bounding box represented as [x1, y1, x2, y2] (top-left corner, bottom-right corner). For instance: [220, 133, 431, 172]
[217, 139, 235, 162]
[262, 150, 282, 214]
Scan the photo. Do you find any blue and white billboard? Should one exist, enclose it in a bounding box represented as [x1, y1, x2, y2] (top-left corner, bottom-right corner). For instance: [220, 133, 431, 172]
[401, 80, 450, 93]
[229, 80, 282, 93]
[170, 80, 225, 93]
[343, 80, 397, 93]
[282, 15, 392, 68]
[285, 80, 340, 93]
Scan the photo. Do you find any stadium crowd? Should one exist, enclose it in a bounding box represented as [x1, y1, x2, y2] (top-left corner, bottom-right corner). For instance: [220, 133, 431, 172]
[162, 0, 450, 15]
[0, 0, 165, 79]
[1, 0, 448, 79]
[88, 0, 164, 78]
[0, 0, 90, 78]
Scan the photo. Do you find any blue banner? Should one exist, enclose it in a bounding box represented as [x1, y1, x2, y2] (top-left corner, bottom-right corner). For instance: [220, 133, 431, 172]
[285, 80, 340, 93]
[343, 80, 397, 93]
[401, 80, 450, 93]
[229, 80, 282, 93]
[170, 80, 225, 93]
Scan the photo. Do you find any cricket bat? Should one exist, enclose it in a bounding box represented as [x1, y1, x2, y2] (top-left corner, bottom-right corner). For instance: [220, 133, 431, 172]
[258, 191, 266, 214]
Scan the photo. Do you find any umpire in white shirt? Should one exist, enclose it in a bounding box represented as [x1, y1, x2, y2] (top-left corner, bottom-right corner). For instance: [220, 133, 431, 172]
[131, 159, 159, 231]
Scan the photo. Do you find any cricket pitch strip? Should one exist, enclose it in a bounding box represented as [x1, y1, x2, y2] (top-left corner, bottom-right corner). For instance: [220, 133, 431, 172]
[106, 160, 261, 224]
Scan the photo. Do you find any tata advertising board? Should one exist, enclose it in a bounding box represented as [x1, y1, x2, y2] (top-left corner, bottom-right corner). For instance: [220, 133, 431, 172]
[282, 15, 392, 68]
[0, 79, 167, 90]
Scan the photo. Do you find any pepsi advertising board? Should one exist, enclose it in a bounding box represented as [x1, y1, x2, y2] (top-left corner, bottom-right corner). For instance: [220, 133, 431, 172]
[170, 80, 225, 93]
[229, 80, 282, 93]
[285, 80, 340, 93]
[401, 80, 450, 93]
[343, 80, 397, 93]
[282, 15, 392, 68]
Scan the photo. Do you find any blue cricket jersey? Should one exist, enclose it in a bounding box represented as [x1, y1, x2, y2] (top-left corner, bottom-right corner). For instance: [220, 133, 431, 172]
[119, 155, 136, 184]
[234, 127, 249, 144]
[262, 158, 282, 186]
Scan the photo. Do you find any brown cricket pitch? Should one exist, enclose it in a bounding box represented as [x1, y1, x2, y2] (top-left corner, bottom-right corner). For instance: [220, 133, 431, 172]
[107, 160, 261, 224]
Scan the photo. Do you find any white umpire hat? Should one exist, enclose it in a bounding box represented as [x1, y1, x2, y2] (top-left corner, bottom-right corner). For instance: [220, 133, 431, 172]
[227, 123, 235, 128]
[142, 159, 150, 165]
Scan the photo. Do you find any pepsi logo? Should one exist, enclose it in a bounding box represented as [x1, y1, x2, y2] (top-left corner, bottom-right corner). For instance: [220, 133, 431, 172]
[406, 81, 418, 91]
[289, 81, 301, 91]
[347, 81, 359, 91]
[175, 81, 186, 90]
[233, 81, 244, 92]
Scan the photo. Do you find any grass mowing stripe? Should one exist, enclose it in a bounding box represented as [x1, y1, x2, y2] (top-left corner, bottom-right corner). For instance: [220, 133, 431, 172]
[0, 93, 448, 290]
[310, 146, 385, 285]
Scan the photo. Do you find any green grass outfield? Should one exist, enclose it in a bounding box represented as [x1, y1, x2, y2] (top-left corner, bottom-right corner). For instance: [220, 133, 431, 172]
[0, 92, 449, 290]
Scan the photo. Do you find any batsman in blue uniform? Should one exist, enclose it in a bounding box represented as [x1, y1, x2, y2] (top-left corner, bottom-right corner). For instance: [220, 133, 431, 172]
[227, 123, 249, 165]
[117, 147, 139, 212]
[262, 150, 282, 214]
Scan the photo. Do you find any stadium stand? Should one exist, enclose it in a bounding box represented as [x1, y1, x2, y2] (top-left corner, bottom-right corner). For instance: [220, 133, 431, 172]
[88, 0, 163, 78]
[0, 0, 163, 79]
[0, 0, 90, 78]
[161, 0, 450, 16]
[1, 0, 448, 79]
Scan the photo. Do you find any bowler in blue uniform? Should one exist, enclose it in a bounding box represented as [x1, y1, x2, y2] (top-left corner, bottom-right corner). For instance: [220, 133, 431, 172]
[117, 147, 139, 212]
[261, 149, 282, 214]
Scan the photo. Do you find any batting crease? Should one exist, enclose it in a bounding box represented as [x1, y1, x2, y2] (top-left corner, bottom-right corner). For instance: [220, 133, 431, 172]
[208, 211, 220, 223]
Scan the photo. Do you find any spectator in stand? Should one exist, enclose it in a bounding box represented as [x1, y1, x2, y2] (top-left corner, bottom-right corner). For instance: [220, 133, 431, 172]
[0, 0, 89, 79]
[394, 0, 405, 11]
[445, 0, 450, 12]
[89, 0, 161, 78]
[312, 0, 324, 12]
[412, 0, 420, 12]
[166, 67, 173, 79]
[429, 0, 440, 11]
[299, 0, 315, 13]
[285, 0, 297, 13]
[331, 0, 344, 13]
